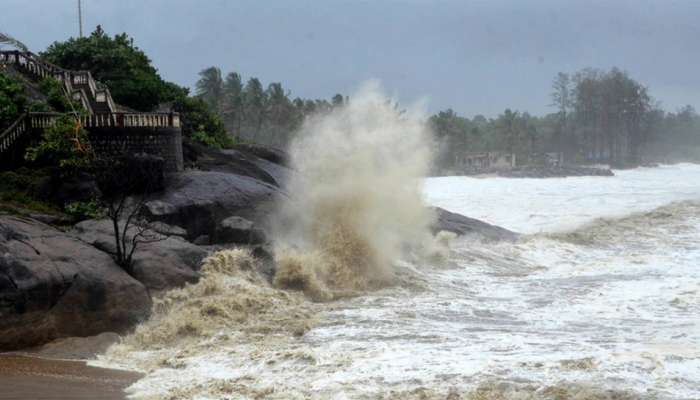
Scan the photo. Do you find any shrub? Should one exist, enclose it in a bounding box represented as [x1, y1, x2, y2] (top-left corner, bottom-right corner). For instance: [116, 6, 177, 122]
[38, 77, 80, 112]
[0, 71, 26, 128]
[42, 27, 188, 111]
[24, 115, 93, 169]
[64, 199, 105, 221]
[0, 168, 59, 214]
[172, 96, 235, 149]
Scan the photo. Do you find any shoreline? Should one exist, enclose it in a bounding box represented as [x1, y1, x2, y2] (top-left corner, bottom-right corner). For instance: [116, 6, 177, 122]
[0, 354, 141, 400]
[431, 161, 700, 179]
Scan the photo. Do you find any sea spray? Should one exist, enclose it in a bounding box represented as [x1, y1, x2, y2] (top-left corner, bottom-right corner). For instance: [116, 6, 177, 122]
[273, 81, 436, 296]
[102, 249, 317, 371]
[93, 167, 700, 399]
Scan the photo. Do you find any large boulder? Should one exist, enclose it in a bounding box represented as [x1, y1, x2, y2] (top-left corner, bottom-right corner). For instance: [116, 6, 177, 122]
[0, 216, 151, 351]
[72, 219, 208, 293]
[431, 207, 518, 241]
[145, 170, 285, 241]
[213, 215, 266, 245]
[183, 142, 290, 187]
[157, 143, 291, 242]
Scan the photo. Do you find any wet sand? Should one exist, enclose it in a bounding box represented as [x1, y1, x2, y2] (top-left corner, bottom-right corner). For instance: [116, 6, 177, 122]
[0, 354, 141, 400]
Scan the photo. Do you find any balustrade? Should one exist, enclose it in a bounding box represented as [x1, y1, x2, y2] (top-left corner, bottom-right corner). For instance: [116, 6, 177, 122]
[26, 112, 181, 129]
[1, 50, 183, 160]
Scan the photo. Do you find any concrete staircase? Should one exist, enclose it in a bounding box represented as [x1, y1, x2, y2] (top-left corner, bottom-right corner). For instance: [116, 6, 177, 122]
[0, 50, 180, 167]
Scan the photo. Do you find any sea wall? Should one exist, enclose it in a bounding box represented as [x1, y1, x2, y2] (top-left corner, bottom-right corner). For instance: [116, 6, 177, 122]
[88, 126, 184, 172]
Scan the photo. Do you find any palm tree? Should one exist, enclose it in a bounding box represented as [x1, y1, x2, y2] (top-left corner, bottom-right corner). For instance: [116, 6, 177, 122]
[195, 67, 224, 113]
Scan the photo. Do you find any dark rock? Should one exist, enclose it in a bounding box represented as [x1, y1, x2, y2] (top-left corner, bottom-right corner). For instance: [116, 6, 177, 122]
[94, 154, 165, 199]
[130, 237, 205, 292]
[192, 235, 210, 246]
[146, 171, 286, 241]
[431, 207, 518, 241]
[31, 171, 101, 206]
[72, 219, 208, 292]
[232, 144, 289, 167]
[213, 216, 266, 245]
[144, 200, 177, 216]
[150, 222, 188, 238]
[27, 213, 73, 226]
[54, 172, 102, 205]
[183, 142, 289, 187]
[0, 216, 151, 351]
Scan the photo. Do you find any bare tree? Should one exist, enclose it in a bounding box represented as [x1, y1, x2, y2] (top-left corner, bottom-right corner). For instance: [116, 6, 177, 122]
[94, 154, 167, 275]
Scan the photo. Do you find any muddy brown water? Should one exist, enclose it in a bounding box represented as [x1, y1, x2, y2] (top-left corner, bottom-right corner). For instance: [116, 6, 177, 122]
[0, 354, 142, 400]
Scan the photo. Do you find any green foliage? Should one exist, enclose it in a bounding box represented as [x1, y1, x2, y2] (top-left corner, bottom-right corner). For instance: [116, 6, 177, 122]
[191, 130, 224, 148]
[429, 67, 698, 170]
[0, 168, 58, 214]
[64, 199, 105, 220]
[41, 27, 187, 111]
[25, 115, 93, 169]
[172, 96, 234, 149]
[196, 67, 224, 112]
[38, 77, 78, 112]
[194, 66, 344, 148]
[0, 71, 26, 128]
[40, 27, 239, 150]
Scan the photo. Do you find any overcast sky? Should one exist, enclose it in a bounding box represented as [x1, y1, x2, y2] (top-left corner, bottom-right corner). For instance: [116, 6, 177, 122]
[2, 0, 699, 117]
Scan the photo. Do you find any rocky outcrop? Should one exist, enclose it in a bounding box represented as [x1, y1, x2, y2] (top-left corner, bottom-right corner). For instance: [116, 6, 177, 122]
[0, 216, 151, 351]
[143, 144, 292, 245]
[144, 171, 283, 243]
[184, 142, 289, 187]
[71, 219, 208, 293]
[431, 207, 518, 241]
[498, 165, 614, 178]
[213, 216, 265, 245]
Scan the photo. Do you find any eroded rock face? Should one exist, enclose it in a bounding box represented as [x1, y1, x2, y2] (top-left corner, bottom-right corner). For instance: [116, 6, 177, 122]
[0, 216, 151, 351]
[184, 142, 290, 187]
[155, 143, 291, 242]
[144, 171, 284, 241]
[72, 219, 208, 293]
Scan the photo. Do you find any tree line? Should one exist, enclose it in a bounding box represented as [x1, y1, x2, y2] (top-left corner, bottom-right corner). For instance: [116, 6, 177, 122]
[430, 67, 700, 170]
[195, 66, 345, 148]
[193, 64, 698, 169]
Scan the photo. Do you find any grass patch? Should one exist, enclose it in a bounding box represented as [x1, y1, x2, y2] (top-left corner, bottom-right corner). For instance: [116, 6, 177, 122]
[0, 167, 62, 215]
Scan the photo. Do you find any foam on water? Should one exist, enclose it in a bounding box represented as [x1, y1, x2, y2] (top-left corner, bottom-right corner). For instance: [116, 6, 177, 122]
[423, 163, 700, 233]
[93, 164, 700, 399]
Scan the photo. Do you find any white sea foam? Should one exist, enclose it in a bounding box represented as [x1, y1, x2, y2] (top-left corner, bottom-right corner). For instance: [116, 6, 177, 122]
[423, 163, 700, 233]
[95, 163, 700, 398]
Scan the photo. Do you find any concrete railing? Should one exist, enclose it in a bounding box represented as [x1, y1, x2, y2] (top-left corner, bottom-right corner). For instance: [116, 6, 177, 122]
[0, 51, 114, 113]
[1, 51, 183, 166]
[0, 114, 28, 154]
[28, 112, 181, 129]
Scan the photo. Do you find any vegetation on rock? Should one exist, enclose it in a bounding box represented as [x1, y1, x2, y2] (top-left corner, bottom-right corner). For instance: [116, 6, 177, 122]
[42, 26, 185, 112]
[25, 115, 93, 169]
[0, 71, 25, 128]
[41, 27, 231, 148]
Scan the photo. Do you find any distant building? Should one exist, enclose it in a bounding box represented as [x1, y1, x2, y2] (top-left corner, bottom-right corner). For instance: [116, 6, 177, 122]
[539, 152, 563, 167]
[458, 152, 516, 173]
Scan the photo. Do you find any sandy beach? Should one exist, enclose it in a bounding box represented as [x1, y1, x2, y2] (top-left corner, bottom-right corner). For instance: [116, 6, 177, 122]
[0, 355, 141, 400]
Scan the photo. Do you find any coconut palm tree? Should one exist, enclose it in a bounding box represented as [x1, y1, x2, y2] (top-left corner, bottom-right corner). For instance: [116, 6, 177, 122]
[195, 66, 224, 113]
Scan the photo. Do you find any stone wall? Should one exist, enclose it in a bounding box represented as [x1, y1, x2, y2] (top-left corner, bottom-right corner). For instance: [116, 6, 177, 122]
[88, 126, 183, 172]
